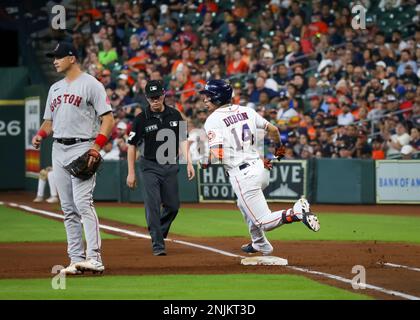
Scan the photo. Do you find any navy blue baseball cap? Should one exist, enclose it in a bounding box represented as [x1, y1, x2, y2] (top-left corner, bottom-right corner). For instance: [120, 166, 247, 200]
[278, 90, 288, 100]
[46, 42, 78, 59]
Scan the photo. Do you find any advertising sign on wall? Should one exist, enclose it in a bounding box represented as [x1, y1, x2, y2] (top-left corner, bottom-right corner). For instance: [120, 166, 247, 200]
[376, 160, 420, 203]
[198, 160, 307, 203]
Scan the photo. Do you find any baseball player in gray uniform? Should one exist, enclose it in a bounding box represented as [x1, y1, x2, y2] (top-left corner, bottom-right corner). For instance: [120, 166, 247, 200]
[32, 42, 115, 275]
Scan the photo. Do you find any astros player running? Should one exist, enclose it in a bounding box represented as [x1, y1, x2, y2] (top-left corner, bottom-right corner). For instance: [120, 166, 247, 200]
[32, 42, 115, 274]
[200, 80, 320, 255]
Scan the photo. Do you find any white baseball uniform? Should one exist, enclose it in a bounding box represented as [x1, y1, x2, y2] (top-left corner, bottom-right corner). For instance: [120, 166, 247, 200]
[44, 72, 112, 264]
[204, 104, 295, 255]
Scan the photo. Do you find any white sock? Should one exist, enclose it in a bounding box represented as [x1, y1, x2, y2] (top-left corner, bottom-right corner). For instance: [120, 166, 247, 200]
[283, 208, 303, 222]
[47, 171, 58, 197]
[37, 179, 46, 198]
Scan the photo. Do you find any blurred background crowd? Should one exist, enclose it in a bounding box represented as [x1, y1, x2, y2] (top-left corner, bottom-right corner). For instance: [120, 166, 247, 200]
[46, 0, 420, 161]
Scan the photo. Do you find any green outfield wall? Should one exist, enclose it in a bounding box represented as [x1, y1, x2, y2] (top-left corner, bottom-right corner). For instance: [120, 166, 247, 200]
[93, 161, 198, 203]
[0, 68, 29, 190]
[314, 159, 376, 204]
[92, 159, 378, 204]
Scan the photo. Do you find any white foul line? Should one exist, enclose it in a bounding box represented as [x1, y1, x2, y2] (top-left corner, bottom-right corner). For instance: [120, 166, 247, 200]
[288, 266, 419, 300]
[380, 262, 420, 273]
[2, 202, 420, 300]
[8, 203, 242, 258]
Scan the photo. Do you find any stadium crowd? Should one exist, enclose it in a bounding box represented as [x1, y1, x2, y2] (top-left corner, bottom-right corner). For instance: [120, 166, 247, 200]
[60, 0, 420, 161]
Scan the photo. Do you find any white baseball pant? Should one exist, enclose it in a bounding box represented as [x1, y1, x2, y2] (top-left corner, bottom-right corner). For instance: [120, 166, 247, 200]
[229, 159, 293, 255]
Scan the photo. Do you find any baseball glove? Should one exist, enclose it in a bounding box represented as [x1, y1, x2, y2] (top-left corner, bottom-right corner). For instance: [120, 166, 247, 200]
[274, 145, 286, 160]
[64, 149, 102, 180]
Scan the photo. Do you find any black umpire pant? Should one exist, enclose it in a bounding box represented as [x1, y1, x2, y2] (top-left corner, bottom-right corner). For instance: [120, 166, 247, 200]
[139, 157, 180, 253]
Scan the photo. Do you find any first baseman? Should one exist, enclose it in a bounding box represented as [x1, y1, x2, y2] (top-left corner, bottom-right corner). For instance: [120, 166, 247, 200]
[200, 80, 320, 255]
[32, 42, 115, 274]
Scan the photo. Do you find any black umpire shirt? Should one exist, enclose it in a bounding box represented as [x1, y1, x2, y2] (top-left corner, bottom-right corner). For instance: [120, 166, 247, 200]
[128, 104, 186, 163]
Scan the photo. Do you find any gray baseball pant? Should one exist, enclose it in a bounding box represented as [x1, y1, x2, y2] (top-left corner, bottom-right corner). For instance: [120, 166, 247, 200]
[52, 141, 102, 264]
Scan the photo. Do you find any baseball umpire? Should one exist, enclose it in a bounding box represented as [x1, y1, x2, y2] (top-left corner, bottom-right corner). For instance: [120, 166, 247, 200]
[32, 42, 115, 274]
[126, 80, 195, 256]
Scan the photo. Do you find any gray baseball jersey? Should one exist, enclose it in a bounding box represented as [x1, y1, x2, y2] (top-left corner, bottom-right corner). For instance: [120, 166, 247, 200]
[44, 72, 112, 138]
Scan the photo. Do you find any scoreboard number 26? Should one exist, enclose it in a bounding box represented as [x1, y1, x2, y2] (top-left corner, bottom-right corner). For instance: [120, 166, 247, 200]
[0, 120, 21, 136]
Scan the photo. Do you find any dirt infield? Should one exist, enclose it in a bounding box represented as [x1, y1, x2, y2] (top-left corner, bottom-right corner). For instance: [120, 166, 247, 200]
[1, 191, 420, 300]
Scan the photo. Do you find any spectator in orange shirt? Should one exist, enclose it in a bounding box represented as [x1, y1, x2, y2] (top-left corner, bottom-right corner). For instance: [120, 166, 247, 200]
[197, 0, 218, 15]
[171, 49, 193, 75]
[232, 0, 249, 19]
[227, 51, 249, 75]
[126, 49, 150, 72]
[305, 13, 328, 39]
[372, 138, 386, 160]
[304, 116, 318, 141]
[325, 97, 342, 117]
[182, 69, 206, 100]
[76, 3, 102, 22]
[232, 81, 243, 105]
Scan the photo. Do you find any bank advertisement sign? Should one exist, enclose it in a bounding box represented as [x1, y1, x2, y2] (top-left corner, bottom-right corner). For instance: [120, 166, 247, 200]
[198, 160, 307, 202]
[376, 160, 420, 203]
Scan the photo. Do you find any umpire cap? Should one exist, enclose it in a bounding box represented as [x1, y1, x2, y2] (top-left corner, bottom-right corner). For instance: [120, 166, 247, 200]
[46, 42, 78, 59]
[145, 80, 165, 98]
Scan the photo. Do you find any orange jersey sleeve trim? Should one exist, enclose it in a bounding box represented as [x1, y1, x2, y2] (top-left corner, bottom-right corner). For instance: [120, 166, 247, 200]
[210, 145, 224, 160]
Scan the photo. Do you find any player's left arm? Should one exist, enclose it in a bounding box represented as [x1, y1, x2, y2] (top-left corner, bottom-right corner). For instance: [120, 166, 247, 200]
[209, 145, 224, 161]
[266, 123, 286, 160]
[253, 108, 285, 161]
[92, 111, 115, 152]
[200, 144, 224, 169]
[86, 111, 115, 168]
[90, 79, 115, 152]
[88, 80, 115, 167]
[265, 122, 281, 146]
[202, 120, 224, 169]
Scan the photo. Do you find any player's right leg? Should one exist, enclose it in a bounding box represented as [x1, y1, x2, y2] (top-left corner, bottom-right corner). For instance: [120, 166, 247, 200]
[68, 141, 103, 269]
[231, 161, 320, 233]
[290, 197, 320, 232]
[237, 201, 273, 255]
[160, 164, 180, 239]
[139, 159, 166, 255]
[52, 143, 86, 265]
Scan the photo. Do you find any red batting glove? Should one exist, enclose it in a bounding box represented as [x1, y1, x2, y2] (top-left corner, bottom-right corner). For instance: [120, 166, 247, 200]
[200, 162, 210, 169]
[263, 158, 273, 170]
[274, 145, 286, 160]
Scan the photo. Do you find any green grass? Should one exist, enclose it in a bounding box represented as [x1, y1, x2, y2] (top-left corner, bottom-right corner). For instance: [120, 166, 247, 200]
[0, 206, 119, 242]
[0, 274, 370, 300]
[96, 207, 420, 244]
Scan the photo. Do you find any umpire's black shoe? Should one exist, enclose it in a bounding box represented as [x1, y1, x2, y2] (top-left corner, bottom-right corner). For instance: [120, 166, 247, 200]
[153, 249, 167, 256]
